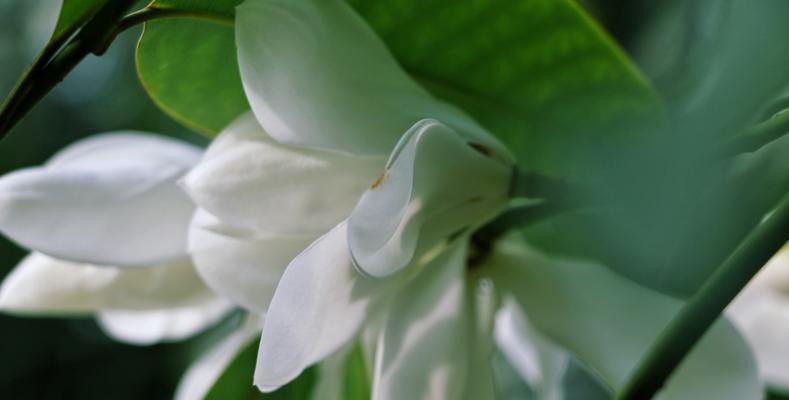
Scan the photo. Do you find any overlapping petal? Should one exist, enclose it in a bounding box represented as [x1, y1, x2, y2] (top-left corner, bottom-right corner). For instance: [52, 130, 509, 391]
[494, 303, 568, 400]
[188, 210, 315, 312]
[0, 253, 214, 314]
[255, 222, 391, 392]
[348, 119, 512, 278]
[236, 0, 504, 156]
[487, 236, 762, 399]
[0, 133, 200, 266]
[729, 248, 789, 392]
[373, 239, 492, 400]
[97, 299, 231, 346]
[181, 113, 383, 234]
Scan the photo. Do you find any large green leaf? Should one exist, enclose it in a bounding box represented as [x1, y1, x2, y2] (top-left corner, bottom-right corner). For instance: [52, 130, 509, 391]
[136, 1, 246, 135]
[523, 0, 789, 297]
[136, 17, 248, 134]
[349, 0, 659, 172]
[136, 0, 657, 155]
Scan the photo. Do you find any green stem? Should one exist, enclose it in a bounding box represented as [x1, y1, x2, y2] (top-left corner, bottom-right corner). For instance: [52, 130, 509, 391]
[473, 202, 570, 245]
[0, 2, 108, 142]
[119, 7, 234, 32]
[0, 0, 139, 140]
[616, 193, 789, 400]
[470, 168, 597, 245]
[509, 168, 586, 201]
[720, 108, 789, 156]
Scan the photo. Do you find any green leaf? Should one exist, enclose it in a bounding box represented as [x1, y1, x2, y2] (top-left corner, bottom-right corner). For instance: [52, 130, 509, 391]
[205, 338, 318, 400]
[350, 0, 658, 172]
[136, 17, 249, 135]
[135, 1, 246, 136]
[136, 0, 657, 158]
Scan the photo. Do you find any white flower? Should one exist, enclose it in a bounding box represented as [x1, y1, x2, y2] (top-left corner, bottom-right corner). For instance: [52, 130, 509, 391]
[729, 246, 789, 393]
[0, 133, 230, 345]
[180, 0, 763, 398]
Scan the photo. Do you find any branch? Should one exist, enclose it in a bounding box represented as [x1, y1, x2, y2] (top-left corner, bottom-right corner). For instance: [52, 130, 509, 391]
[720, 107, 789, 156]
[508, 168, 587, 201]
[0, 0, 139, 140]
[616, 193, 789, 399]
[471, 168, 598, 250]
[118, 7, 234, 32]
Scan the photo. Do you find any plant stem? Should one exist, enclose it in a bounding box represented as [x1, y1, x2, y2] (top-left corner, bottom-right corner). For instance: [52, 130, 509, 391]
[0, 0, 138, 140]
[473, 202, 568, 244]
[616, 193, 789, 400]
[118, 7, 234, 32]
[470, 168, 598, 245]
[720, 108, 789, 156]
[509, 168, 586, 201]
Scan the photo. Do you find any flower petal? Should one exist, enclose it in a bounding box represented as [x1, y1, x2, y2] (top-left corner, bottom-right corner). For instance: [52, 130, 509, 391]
[348, 119, 511, 277]
[728, 248, 789, 391]
[97, 299, 231, 345]
[188, 209, 315, 312]
[373, 239, 492, 400]
[255, 222, 389, 392]
[181, 113, 383, 234]
[494, 303, 568, 400]
[0, 253, 214, 314]
[0, 133, 200, 266]
[487, 237, 762, 400]
[175, 314, 262, 400]
[236, 0, 502, 156]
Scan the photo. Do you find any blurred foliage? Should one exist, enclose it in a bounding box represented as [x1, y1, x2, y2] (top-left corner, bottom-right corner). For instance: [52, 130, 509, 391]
[523, 0, 789, 297]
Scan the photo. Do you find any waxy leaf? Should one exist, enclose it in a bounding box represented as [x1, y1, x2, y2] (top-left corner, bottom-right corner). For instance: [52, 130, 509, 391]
[349, 0, 658, 173]
[137, 17, 248, 134]
[136, 0, 657, 161]
[136, 0, 246, 135]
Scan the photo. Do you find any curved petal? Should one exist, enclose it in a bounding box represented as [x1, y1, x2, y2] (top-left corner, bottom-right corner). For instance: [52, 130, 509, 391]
[188, 209, 316, 312]
[729, 248, 789, 391]
[494, 303, 568, 400]
[181, 113, 383, 234]
[236, 0, 506, 156]
[255, 222, 390, 392]
[0, 253, 215, 314]
[0, 133, 200, 266]
[175, 314, 262, 400]
[348, 120, 511, 277]
[373, 239, 493, 400]
[97, 299, 231, 346]
[487, 237, 762, 400]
